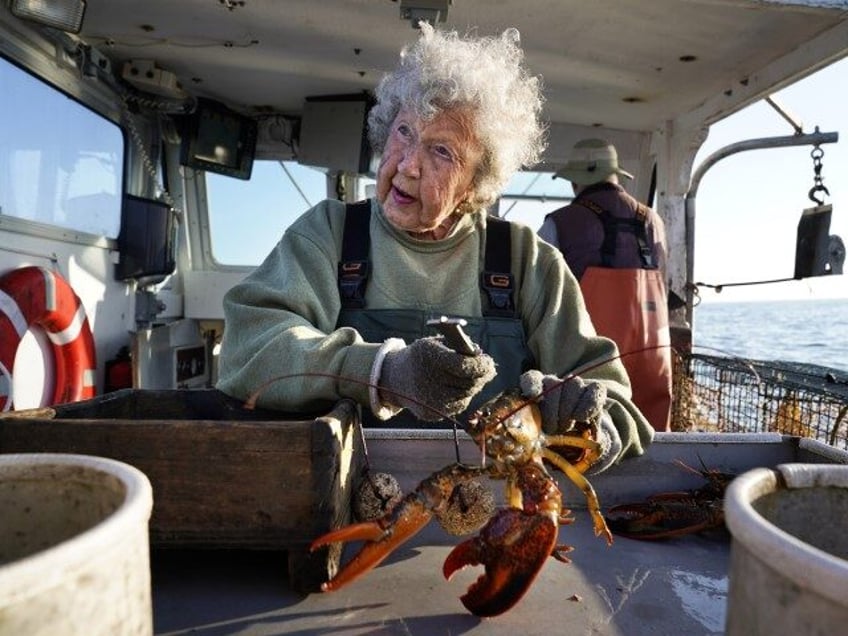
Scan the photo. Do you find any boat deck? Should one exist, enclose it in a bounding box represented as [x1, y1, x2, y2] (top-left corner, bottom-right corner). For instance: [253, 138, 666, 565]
[150, 433, 847, 635]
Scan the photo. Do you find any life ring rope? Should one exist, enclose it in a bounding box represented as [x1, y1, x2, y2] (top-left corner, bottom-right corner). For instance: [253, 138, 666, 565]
[0, 266, 97, 411]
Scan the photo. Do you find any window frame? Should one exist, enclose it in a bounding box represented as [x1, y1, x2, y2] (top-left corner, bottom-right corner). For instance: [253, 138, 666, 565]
[0, 54, 125, 246]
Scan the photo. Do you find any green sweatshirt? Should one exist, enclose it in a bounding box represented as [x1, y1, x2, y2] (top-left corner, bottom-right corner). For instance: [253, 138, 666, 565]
[216, 197, 653, 459]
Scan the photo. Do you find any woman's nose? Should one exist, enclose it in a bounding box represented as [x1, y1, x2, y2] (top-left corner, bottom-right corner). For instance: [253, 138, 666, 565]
[397, 144, 421, 177]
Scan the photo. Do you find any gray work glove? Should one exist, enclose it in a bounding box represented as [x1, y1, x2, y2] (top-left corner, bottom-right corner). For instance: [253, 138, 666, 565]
[379, 337, 497, 421]
[519, 370, 606, 433]
[519, 370, 621, 474]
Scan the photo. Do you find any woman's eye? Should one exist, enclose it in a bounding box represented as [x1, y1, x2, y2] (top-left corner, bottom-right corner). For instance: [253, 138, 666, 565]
[396, 123, 412, 138]
[433, 145, 454, 161]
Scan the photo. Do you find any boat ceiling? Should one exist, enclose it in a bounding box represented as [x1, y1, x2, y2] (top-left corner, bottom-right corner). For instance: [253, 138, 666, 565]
[77, 0, 848, 132]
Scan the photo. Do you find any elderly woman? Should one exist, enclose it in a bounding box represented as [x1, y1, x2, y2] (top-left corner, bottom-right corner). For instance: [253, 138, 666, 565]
[217, 24, 653, 472]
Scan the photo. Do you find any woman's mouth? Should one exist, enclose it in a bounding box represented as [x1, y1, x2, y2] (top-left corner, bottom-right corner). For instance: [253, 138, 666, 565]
[392, 185, 415, 204]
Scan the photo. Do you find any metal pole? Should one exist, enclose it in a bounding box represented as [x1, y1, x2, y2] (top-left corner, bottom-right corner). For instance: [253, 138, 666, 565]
[683, 129, 839, 326]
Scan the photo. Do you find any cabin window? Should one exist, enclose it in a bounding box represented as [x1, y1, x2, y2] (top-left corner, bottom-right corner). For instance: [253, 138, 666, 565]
[204, 166, 561, 266]
[497, 170, 568, 230]
[0, 57, 123, 238]
[206, 160, 328, 265]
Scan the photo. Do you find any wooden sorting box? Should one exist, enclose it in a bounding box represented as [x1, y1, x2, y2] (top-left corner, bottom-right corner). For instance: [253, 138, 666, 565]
[0, 389, 363, 592]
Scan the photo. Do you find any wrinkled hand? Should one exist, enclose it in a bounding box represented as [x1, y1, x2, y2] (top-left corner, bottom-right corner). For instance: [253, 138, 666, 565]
[519, 370, 621, 474]
[380, 337, 497, 421]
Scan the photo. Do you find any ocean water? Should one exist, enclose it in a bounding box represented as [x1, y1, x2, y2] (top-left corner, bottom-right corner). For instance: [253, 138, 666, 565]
[692, 297, 848, 373]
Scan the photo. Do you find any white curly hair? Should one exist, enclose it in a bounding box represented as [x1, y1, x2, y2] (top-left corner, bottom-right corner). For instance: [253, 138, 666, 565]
[367, 23, 547, 210]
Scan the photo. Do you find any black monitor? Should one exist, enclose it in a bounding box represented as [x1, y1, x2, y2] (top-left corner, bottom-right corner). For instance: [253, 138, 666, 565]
[298, 93, 374, 174]
[115, 195, 177, 285]
[180, 98, 258, 180]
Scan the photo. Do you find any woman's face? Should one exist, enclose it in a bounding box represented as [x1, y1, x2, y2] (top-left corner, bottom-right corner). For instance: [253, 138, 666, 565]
[376, 106, 482, 238]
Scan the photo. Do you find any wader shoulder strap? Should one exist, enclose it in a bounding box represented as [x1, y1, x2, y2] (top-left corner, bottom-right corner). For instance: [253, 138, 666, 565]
[633, 202, 656, 269]
[339, 205, 516, 316]
[339, 201, 371, 308]
[481, 216, 516, 317]
[575, 198, 655, 269]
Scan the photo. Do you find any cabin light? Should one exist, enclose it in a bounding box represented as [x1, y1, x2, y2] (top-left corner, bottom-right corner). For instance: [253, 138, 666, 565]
[399, 0, 451, 28]
[9, 0, 86, 34]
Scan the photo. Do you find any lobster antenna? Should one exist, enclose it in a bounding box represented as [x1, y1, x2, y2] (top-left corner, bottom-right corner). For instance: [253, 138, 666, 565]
[355, 417, 373, 472]
[690, 344, 763, 387]
[494, 344, 677, 426]
[673, 458, 701, 476]
[451, 420, 462, 463]
[244, 371, 467, 431]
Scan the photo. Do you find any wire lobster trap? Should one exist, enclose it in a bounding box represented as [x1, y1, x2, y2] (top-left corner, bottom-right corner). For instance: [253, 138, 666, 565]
[671, 352, 848, 450]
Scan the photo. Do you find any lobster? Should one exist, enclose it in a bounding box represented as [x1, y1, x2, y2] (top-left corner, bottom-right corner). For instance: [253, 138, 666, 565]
[604, 459, 735, 540]
[308, 387, 614, 617]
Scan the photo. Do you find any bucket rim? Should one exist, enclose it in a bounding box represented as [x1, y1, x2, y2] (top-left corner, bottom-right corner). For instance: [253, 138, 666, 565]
[724, 462, 848, 608]
[0, 453, 153, 601]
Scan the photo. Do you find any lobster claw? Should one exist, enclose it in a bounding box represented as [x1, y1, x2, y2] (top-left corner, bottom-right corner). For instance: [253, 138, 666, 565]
[442, 507, 557, 617]
[311, 463, 487, 592]
[310, 498, 434, 591]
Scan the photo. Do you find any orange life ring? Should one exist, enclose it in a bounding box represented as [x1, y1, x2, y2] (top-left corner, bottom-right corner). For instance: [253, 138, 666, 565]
[0, 266, 97, 411]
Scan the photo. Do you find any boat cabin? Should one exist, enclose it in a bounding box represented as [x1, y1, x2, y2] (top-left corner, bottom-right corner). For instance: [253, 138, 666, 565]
[2, 0, 847, 408]
[1, 2, 847, 634]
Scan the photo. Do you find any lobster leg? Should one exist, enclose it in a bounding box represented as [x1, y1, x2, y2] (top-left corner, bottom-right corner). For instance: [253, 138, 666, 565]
[541, 447, 613, 545]
[310, 463, 486, 592]
[545, 430, 601, 474]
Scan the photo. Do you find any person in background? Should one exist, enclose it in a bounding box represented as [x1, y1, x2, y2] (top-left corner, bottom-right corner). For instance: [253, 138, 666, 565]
[538, 138, 672, 431]
[217, 25, 653, 472]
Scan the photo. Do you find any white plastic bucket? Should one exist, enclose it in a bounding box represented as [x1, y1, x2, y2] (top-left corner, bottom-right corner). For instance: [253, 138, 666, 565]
[0, 453, 154, 635]
[724, 463, 848, 635]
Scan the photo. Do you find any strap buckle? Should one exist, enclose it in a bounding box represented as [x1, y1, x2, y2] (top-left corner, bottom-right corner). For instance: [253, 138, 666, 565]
[480, 271, 515, 317]
[338, 260, 370, 308]
[638, 243, 655, 269]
